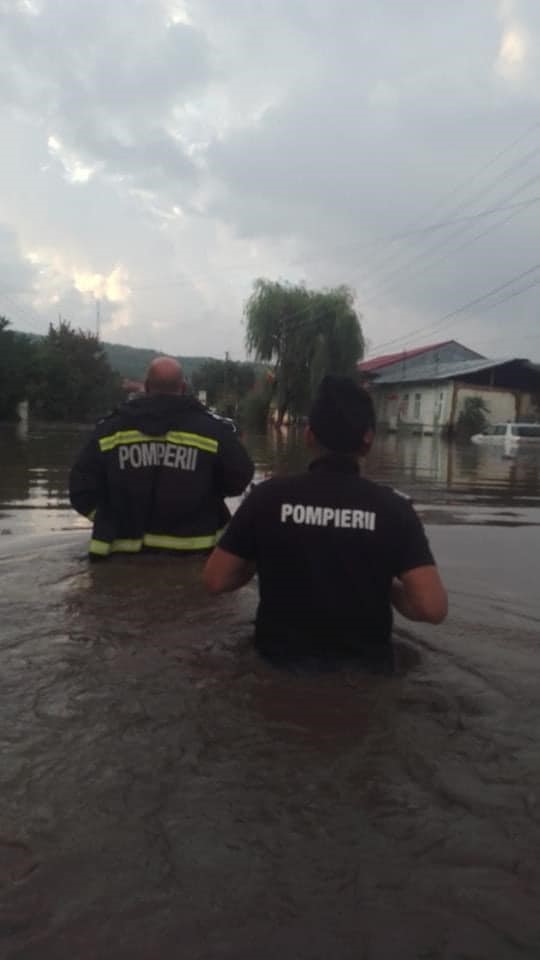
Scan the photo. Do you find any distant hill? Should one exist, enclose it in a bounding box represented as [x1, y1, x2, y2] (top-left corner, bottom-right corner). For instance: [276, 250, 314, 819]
[102, 341, 214, 381]
[14, 328, 248, 382]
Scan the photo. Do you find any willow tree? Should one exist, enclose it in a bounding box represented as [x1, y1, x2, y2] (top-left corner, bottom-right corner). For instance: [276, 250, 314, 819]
[244, 279, 364, 425]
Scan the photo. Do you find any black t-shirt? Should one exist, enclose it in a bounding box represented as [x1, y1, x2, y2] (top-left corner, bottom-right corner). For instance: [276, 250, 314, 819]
[219, 454, 435, 661]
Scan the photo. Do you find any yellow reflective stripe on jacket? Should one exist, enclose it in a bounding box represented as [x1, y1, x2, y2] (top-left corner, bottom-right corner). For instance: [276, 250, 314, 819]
[143, 530, 223, 551]
[90, 538, 143, 556]
[98, 430, 218, 454]
[89, 530, 224, 556]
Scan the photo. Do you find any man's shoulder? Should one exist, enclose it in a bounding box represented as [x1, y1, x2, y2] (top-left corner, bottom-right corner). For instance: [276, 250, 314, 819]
[360, 478, 415, 515]
[362, 477, 411, 502]
[249, 472, 308, 498]
[93, 407, 125, 437]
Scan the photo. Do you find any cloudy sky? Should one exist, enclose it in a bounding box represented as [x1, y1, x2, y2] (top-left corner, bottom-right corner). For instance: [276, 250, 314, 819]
[1, 0, 539, 360]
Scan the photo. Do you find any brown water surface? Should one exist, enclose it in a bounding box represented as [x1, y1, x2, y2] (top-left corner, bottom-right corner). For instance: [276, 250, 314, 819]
[1, 424, 539, 959]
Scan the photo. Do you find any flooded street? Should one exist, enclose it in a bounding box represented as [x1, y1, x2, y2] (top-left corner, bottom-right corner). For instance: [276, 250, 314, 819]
[1, 425, 540, 959]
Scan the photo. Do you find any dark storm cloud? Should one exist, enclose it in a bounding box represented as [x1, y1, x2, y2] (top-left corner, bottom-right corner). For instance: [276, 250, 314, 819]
[0, 0, 539, 358]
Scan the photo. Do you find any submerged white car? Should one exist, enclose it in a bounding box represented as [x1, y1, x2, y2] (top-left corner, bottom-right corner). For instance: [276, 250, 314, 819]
[471, 422, 540, 444]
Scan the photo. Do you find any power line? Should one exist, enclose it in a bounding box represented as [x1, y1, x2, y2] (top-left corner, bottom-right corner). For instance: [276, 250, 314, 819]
[355, 135, 540, 292]
[367, 262, 540, 355]
[294, 193, 540, 273]
[359, 169, 540, 306]
[130, 124, 540, 295]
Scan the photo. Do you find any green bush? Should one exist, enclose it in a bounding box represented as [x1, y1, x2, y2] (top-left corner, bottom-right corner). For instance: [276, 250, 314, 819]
[456, 396, 490, 438]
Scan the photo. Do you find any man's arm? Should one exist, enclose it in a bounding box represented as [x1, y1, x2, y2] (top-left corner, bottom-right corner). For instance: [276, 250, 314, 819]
[69, 434, 105, 518]
[391, 499, 448, 625]
[392, 567, 448, 624]
[215, 427, 254, 497]
[203, 547, 255, 594]
[203, 487, 258, 593]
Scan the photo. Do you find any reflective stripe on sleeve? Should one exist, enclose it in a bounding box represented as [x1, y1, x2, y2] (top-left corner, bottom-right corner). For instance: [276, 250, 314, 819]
[98, 430, 218, 454]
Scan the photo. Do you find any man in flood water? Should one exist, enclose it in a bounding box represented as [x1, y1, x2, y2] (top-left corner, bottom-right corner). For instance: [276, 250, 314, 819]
[204, 375, 447, 668]
[69, 357, 254, 558]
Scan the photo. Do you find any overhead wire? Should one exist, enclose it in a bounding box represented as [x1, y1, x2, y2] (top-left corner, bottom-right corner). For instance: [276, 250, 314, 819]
[353, 134, 540, 294]
[367, 262, 540, 355]
[359, 167, 540, 306]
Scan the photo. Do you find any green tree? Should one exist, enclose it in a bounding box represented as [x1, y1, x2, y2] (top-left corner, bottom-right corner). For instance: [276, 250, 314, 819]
[31, 321, 122, 422]
[0, 317, 36, 420]
[244, 280, 364, 425]
[191, 358, 256, 416]
[456, 396, 490, 438]
[238, 372, 275, 431]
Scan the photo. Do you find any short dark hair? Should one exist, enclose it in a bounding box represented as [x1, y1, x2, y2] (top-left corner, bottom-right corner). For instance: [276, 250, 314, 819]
[309, 375, 376, 454]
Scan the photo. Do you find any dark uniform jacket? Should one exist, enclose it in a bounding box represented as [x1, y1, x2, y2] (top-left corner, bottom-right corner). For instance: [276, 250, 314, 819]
[219, 454, 435, 665]
[69, 393, 254, 558]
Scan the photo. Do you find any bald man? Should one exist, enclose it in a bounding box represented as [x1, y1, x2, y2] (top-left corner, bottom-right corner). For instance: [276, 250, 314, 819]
[69, 356, 254, 558]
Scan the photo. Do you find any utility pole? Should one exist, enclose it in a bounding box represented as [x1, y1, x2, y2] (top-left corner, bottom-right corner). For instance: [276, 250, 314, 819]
[95, 299, 101, 340]
[224, 351, 231, 415]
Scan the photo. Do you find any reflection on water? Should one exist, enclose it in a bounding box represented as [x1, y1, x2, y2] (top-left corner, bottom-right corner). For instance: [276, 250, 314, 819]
[1, 423, 538, 538]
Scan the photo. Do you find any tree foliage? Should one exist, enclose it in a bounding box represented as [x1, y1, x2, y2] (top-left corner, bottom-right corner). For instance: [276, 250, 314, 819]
[30, 321, 123, 421]
[239, 373, 275, 431]
[0, 318, 36, 420]
[244, 279, 364, 424]
[456, 396, 490, 438]
[191, 358, 256, 416]
[0, 317, 122, 423]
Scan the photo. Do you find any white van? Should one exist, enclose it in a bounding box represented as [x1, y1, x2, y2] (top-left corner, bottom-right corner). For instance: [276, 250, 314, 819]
[471, 422, 540, 445]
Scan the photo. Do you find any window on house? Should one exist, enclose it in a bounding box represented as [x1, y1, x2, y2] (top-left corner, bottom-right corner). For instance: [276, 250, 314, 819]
[401, 394, 409, 416]
[414, 393, 421, 419]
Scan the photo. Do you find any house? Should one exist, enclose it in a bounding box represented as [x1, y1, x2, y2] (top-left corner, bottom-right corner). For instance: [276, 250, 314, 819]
[358, 340, 540, 434]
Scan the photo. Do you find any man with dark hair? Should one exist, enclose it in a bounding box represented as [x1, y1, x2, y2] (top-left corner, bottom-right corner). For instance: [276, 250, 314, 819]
[70, 356, 254, 558]
[204, 375, 447, 668]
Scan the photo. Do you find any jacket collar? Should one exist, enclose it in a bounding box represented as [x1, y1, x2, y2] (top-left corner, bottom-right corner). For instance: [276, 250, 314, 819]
[309, 453, 360, 475]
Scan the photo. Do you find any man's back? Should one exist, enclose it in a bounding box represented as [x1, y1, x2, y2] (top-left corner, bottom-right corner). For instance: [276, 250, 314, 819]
[204, 374, 447, 664]
[218, 453, 434, 660]
[70, 391, 254, 557]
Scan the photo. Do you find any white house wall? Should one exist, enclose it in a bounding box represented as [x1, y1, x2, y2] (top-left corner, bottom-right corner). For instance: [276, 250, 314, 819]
[373, 382, 453, 433]
[373, 380, 524, 432]
[453, 384, 517, 425]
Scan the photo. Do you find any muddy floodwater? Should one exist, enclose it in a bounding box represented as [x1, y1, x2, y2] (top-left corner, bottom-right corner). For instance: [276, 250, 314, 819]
[1, 424, 540, 959]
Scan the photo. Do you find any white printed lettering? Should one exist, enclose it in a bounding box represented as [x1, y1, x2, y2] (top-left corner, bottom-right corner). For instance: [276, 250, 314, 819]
[341, 509, 352, 528]
[322, 507, 334, 527]
[142, 443, 157, 466]
[352, 510, 364, 529]
[305, 505, 323, 526]
[293, 504, 305, 523]
[281, 503, 293, 522]
[164, 443, 176, 467]
[280, 501, 375, 531]
[130, 444, 142, 468]
[117, 440, 200, 471]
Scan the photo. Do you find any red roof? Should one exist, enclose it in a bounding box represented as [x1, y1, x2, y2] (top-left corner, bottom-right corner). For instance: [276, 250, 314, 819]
[358, 341, 452, 373]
